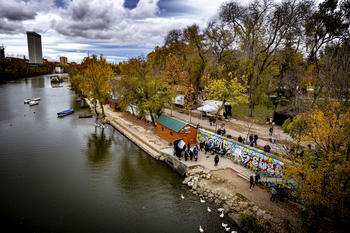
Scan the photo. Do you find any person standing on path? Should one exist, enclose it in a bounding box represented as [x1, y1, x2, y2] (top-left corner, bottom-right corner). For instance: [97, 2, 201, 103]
[254, 134, 258, 147]
[269, 126, 273, 136]
[255, 172, 260, 185]
[249, 175, 255, 191]
[238, 135, 242, 143]
[209, 116, 213, 126]
[212, 116, 216, 126]
[249, 134, 254, 147]
[214, 154, 219, 167]
[270, 186, 277, 202]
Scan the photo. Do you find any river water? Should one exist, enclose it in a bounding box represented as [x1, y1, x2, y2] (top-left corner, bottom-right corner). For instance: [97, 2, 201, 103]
[0, 74, 240, 233]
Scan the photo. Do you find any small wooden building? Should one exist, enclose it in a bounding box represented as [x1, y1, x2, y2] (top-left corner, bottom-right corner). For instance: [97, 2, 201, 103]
[108, 99, 119, 110]
[156, 115, 197, 145]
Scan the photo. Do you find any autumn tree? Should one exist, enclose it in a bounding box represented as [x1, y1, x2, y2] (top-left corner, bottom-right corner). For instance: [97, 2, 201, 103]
[117, 56, 173, 124]
[282, 102, 350, 231]
[204, 72, 249, 130]
[79, 55, 114, 117]
[219, 0, 314, 117]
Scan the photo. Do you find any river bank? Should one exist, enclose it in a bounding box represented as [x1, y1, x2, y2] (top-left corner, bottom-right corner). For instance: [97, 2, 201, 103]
[88, 101, 302, 232]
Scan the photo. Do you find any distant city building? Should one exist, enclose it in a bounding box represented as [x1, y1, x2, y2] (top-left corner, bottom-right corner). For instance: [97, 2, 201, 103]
[0, 44, 5, 59]
[26, 31, 43, 65]
[60, 57, 68, 65]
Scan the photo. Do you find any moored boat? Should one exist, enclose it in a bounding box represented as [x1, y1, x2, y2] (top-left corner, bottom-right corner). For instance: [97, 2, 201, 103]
[50, 75, 62, 82]
[29, 101, 39, 106]
[57, 109, 74, 117]
[31, 98, 41, 101]
[24, 99, 31, 104]
[79, 114, 92, 118]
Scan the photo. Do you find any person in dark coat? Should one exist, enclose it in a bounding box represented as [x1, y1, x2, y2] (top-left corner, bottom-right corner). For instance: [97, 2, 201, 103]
[264, 144, 271, 153]
[238, 135, 243, 143]
[269, 126, 273, 136]
[209, 116, 213, 126]
[249, 175, 255, 191]
[249, 134, 254, 147]
[184, 150, 189, 161]
[214, 154, 219, 167]
[255, 172, 260, 185]
[254, 134, 258, 146]
[187, 142, 190, 152]
[189, 149, 194, 161]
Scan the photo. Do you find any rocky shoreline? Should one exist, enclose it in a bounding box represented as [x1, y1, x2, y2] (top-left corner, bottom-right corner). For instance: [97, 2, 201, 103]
[184, 166, 292, 232]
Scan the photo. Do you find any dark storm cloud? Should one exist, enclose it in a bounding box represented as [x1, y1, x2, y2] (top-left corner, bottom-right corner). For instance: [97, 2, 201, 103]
[0, 18, 25, 34]
[0, 0, 37, 21]
[0, 0, 54, 34]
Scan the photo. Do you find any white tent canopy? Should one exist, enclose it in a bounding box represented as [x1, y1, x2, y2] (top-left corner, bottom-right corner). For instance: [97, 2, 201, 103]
[197, 105, 217, 112]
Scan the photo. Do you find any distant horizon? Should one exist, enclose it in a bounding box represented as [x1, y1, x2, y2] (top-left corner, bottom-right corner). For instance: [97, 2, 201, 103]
[1, 0, 244, 64]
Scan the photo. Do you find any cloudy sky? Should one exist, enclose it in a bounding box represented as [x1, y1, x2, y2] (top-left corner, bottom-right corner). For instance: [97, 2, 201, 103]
[0, 0, 248, 63]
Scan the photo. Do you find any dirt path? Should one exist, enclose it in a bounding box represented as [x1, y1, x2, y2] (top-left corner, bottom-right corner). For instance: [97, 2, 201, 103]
[209, 169, 302, 229]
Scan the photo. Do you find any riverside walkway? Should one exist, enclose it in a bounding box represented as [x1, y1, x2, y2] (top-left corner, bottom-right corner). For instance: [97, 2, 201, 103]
[89, 102, 293, 183]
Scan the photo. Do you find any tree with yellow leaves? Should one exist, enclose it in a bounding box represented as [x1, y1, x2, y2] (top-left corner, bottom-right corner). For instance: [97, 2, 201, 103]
[80, 55, 114, 117]
[282, 102, 350, 231]
[204, 72, 248, 129]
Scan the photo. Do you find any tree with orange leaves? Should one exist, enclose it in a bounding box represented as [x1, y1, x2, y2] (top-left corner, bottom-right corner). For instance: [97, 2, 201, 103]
[282, 102, 350, 231]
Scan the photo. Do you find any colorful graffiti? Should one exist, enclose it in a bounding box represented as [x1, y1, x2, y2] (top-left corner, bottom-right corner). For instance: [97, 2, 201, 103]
[197, 129, 284, 178]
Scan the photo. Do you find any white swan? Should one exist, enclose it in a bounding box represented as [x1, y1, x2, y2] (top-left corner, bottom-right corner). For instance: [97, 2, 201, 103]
[225, 227, 230, 231]
[220, 211, 224, 218]
[181, 194, 185, 199]
[200, 198, 205, 203]
[231, 231, 237, 233]
[207, 207, 211, 212]
[199, 225, 204, 232]
[222, 223, 228, 228]
[218, 208, 224, 212]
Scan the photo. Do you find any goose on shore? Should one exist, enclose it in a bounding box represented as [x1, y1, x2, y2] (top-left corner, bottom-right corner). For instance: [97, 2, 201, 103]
[200, 198, 205, 203]
[207, 207, 211, 212]
[220, 211, 224, 218]
[181, 194, 185, 199]
[218, 208, 224, 212]
[222, 223, 228, 228]
[199, 225, 204, 232]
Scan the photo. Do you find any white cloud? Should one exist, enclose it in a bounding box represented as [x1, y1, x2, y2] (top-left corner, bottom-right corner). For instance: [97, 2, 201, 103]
[129, 0, 160, 20]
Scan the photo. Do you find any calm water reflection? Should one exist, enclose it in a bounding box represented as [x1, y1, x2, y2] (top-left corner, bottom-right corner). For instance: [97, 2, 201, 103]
[0, 75, 240, 232]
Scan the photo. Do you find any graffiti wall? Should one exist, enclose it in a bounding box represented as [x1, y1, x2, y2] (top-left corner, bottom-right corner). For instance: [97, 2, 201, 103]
[197, 129, 284, 178]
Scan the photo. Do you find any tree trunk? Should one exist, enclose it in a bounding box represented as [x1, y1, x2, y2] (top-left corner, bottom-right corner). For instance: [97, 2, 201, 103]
[294, 88, 299, 107]
[100, 101, 105, 118]
[94, 101, 99, 116]
[248, 101, 254, 117]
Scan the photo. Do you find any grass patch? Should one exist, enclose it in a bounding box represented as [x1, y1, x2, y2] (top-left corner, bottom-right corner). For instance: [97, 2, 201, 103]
[239, 214, 268, 232]
[236, 193, 250, 201]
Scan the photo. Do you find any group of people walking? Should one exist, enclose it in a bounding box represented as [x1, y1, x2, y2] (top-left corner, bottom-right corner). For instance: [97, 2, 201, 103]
[183, 143, 199, 162]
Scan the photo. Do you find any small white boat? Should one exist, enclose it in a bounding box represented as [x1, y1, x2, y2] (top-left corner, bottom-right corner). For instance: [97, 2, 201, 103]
[31, 98, 41, 101]
[29, 101, 39, 106]
[24, 99, 31, 104]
